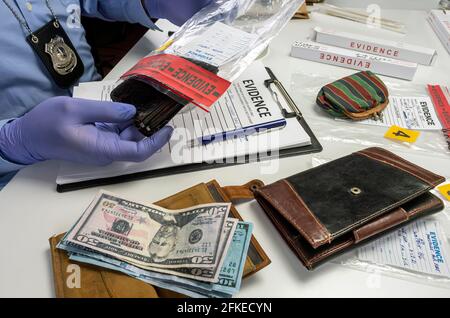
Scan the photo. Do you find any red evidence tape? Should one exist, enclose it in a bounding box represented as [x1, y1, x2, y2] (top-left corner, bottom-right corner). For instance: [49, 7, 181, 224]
[121, 54, 231, 110]
[427, 84, 450, 150]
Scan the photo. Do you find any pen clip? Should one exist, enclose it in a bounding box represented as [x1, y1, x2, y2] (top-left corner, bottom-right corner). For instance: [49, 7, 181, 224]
[264, 68, 303, 119]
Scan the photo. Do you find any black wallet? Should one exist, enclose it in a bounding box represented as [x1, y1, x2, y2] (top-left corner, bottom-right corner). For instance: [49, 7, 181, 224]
[111, 58, 219, 137]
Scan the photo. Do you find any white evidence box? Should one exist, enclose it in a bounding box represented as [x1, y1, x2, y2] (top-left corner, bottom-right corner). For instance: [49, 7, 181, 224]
[291, 40, 418, 81]
[313, 27, 437, 66]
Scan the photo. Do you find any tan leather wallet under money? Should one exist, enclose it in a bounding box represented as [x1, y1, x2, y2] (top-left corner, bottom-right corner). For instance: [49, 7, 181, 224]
[49, 179, 271, 298]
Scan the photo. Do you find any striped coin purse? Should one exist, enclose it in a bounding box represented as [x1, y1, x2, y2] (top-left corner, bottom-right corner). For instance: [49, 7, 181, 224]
[316, 71, 389, 120]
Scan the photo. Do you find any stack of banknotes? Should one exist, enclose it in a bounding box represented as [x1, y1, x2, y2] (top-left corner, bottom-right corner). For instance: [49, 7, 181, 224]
[57, 190, 253, 298]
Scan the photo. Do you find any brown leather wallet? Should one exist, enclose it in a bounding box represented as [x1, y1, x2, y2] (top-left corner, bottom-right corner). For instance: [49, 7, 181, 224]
[50, 179, 270, 297]
[254, 147, 445, 270]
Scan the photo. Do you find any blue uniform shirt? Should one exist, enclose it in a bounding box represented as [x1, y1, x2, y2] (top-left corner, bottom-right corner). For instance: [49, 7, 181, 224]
[0, 0, 157, 186]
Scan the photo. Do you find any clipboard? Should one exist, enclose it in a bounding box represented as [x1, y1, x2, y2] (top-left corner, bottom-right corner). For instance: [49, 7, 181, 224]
[56, 67, 322, 192]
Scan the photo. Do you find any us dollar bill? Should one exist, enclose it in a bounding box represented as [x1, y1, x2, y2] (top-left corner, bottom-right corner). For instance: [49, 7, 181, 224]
[67, 220, 254, 297]
[65, 190, 230, 270]
[160, 218, 238, 281]
[154, 221, 254, 297]
[63, 218, 238, 283]
[213, 221, 253, 295]
[61, 220, 230, 284]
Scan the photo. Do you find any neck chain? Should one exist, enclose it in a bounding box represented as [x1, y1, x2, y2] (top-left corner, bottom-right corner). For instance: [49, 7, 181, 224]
[2, 0, 60, 43]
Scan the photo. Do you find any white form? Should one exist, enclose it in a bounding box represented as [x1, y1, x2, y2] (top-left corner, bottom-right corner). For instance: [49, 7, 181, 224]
[173, 22, 258, 67]
[337, 96, 442, 130]
[173, 62, 286, 145]
[358, 218, 450, 279]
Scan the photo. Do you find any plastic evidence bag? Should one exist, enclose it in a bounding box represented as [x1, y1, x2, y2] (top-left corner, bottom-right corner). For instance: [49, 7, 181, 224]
[111, 0, 304, 137]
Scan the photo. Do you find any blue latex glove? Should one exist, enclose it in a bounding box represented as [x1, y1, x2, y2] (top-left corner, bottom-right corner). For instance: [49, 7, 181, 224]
[0, 97, 173, 166]
[144, 0, 213, 26]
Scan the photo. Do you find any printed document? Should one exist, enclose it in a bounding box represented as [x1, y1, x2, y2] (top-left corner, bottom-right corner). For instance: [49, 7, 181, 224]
[174, 22, 258, 67]
[358, 218, 450, 278]
[337, 96, 442, 130]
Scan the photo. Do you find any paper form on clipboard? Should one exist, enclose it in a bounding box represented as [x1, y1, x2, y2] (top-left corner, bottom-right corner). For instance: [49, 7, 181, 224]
[181, 62, 287, 146]
[57, 62, 311, 185]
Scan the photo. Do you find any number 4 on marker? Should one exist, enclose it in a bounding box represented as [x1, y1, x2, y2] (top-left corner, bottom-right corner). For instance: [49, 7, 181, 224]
[385, 125, 420, 143]
[393, 130, 410, 138]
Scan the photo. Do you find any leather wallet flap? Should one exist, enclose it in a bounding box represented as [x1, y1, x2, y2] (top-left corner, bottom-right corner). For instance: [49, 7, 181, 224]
[255, 180, 331, 248]
[356, 148, 444, 187]
[222, 179, 265, 201]
[353, 207, 408, 243]
[353, 191, 444, 243]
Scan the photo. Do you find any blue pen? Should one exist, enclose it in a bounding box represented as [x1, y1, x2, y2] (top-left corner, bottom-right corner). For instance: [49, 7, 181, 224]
[190, 118, 287, 147]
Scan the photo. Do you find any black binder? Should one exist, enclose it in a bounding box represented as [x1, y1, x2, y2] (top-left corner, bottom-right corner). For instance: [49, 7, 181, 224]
[56, 67, 322, 192]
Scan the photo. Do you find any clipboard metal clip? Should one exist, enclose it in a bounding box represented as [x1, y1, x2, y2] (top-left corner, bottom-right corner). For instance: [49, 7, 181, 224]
[264, 67, 303, 120]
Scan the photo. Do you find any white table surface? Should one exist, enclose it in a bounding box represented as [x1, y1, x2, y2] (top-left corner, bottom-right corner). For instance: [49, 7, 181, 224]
[1, 7, 450, 297]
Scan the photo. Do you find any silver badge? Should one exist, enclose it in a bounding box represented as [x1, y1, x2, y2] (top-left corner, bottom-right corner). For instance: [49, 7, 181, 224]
[45, 35, 77, 75]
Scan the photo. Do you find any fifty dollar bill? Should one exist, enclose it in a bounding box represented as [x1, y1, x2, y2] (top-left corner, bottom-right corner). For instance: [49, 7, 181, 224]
[64, 190, 230, 271]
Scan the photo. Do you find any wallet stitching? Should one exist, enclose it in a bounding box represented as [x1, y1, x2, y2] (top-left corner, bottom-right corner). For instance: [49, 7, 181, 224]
[261, 201, 313, 268]
[223, 186, 253, 200]
[353, 207, 408, 243]
[356, 150, 440, 187]
[308, 239, 354, 263]
[364, 149, 444, 185]
[365, 207, 408, 239]
[408, 197, 440, 216]
[259, 182, 330, 247]
[283, 180, 331, 243]
[332, 186, 430, 239]
[357, 151, 430, 185]
[309, 196, 443, 264]
[374, 151, 434, 183]
[260, 189, 319, 246]
[354, 230, 361, 242]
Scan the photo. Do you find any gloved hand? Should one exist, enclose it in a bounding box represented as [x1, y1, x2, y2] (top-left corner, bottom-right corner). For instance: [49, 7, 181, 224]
[144, 0, 213, 26]
[0, 97, 173, 166]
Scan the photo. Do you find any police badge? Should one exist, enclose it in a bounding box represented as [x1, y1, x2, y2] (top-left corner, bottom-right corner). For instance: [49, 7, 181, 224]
[26, 19, 84, 88]
[45, 35, 78, 76]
